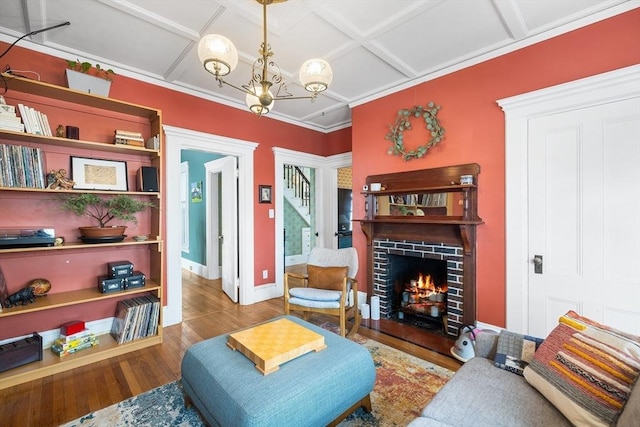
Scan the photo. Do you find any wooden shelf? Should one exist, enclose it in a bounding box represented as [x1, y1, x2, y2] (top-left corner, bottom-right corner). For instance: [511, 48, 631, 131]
[0, 186, 159, 196]
[358, 217, 483, 225]
[0, 129, 159, 157]
[362, 184, 476, 195]
[2, 73, 159, 119]
[0, 332, 162, 390]
[0, 283, 161, 318]
[0, 239, 161, 255]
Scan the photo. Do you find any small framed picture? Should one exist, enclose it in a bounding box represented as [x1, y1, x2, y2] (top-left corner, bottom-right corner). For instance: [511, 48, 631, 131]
[259, 185, 272, 204]
[71, 156, 128, 191]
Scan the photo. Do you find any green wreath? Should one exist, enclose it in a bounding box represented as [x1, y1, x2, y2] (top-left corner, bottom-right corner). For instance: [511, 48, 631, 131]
[385, 102, 445, 161]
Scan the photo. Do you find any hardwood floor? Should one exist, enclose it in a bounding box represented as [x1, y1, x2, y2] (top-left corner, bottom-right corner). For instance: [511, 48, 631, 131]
[0, 270, 460, 426]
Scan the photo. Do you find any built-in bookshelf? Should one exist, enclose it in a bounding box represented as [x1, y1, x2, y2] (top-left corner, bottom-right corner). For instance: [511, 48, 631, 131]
[0, 73, 164, 390]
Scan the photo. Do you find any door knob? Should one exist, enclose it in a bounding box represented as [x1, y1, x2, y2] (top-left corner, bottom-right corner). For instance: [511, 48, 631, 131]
[532, 255, 543, 274]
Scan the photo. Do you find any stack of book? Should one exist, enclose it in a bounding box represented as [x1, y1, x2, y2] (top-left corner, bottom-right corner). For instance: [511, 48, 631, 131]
[111, 295, 161, 344]
[0, 143, 46, 188]
[16, 103, 53, 136]
[50, 329, 98, 357]
[0, 104, 25, 133]
[114, 129, 144, 147]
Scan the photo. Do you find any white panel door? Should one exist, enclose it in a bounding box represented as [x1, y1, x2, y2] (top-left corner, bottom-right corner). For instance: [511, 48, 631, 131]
[528, 97, 640, 337]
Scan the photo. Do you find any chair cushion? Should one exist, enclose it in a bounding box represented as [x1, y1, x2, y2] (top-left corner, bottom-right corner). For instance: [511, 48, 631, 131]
[307, 264, 347, 291]
[289, 287, 342, 302]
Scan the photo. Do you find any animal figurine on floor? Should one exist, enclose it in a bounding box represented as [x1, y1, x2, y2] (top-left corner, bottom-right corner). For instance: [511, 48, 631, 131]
[4, 287, 36, 308]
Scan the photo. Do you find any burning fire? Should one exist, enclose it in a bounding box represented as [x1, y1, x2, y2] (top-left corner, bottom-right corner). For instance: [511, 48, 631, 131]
[416, 273, 448, 294]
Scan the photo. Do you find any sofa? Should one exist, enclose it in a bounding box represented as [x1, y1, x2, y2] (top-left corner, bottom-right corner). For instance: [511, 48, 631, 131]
[408, 315, 640, 427]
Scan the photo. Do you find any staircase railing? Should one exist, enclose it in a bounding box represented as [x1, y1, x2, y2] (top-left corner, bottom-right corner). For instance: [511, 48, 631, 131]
[284, 165, 310, 211]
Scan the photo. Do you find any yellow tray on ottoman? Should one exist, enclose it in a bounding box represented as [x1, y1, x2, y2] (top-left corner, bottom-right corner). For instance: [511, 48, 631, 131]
[227, 317, 326, 374]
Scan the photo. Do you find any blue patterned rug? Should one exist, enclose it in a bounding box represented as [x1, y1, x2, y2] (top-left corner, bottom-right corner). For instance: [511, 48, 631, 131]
[61, 336, 453, 427]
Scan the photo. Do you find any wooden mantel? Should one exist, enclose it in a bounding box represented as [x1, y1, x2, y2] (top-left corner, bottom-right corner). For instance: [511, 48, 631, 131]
[355, 163, 483, 327]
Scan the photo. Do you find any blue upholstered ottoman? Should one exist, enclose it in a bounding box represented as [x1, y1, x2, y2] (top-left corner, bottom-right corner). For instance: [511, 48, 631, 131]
[181, 315, 376, 427]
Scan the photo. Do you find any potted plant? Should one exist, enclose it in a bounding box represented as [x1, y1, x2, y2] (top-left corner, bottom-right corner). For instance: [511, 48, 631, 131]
[62, 193, 155, 241]
[65, 59, 115, 97]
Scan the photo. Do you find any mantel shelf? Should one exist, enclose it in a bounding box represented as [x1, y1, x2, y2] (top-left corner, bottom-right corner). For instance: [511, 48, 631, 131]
[356, 217, 483, 225]
[362, 184, 476, 195]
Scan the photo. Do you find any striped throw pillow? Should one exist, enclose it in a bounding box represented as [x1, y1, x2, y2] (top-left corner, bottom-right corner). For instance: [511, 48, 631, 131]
[523, 311, 640, 427]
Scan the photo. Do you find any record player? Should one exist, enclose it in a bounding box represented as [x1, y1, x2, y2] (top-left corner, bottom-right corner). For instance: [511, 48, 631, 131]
[0, 228, 56, 249]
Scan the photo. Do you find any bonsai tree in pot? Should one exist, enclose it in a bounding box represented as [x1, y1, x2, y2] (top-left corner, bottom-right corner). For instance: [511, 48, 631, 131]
[62, 193, 156, 240]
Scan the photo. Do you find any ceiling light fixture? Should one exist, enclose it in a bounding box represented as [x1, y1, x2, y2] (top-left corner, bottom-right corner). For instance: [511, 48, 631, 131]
[197, 0, 332, 117]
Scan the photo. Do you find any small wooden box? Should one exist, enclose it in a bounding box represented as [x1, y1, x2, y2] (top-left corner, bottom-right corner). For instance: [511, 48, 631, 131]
[0, 332, 43, 373]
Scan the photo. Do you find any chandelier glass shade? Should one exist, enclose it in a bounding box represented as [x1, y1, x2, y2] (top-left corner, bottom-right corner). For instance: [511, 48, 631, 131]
[197, 34, 238, 76]
[197, 0, 332, 116]
[245, 85, 275, 116]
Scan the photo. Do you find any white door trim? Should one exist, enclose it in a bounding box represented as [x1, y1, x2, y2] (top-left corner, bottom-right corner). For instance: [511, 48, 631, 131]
[498, 64, 640, 333]
[163, 125, 258, 326]
[264, 148, 352, 302]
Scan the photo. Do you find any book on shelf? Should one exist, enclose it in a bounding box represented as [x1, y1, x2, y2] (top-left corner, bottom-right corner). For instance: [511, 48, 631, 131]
[115, 129, 144, 139]
[0, 104, 16, 114]
[145, 134, 160, 151]
[51, 336, 99, 357]
[114, 137, 145, 147]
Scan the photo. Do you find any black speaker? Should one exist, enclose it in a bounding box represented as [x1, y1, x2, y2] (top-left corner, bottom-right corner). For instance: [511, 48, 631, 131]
[137, 166, 159, 192]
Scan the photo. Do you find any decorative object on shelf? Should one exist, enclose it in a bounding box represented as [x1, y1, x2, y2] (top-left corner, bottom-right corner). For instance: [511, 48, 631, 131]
[55, 124, 65, 138]
[47, 169, 75, 190]
[65, 125, 79, 140]
[385, 102, 445, 161]
[133, 235, 148, 242]
[0, 333, 43, 373]
[259, 185, 272, 204]
[61, 193, 156, 240]
[4, 286, 35, 307]
[65, 59, 115, 97]
[70, 156, 128, 191]
[197, 0, 332, 117]
[28, 278, 51, 296]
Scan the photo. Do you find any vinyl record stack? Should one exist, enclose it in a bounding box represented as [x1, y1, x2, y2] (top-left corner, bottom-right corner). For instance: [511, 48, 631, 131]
[110, 295, 161, 344]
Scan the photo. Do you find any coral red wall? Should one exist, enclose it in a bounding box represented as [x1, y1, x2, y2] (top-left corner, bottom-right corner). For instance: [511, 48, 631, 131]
[351, 9, 640, 328]
[0, 42, 351, 338]
[0, 42, 351, 294]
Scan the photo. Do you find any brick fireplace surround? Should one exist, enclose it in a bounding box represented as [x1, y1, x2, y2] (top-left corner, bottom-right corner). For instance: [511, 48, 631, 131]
[358, 164, 482, 338]
[373, 239, 465, 337]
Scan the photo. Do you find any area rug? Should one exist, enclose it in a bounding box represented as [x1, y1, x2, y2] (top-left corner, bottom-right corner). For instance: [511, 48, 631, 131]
[62, 333, 453, 427]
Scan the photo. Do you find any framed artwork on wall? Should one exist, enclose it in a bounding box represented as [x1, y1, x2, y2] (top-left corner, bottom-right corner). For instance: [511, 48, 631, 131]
[259, 185, 272, 204]
[71, 156, 128, 191]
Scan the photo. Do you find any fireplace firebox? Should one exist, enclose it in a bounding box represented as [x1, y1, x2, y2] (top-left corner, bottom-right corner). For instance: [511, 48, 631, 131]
[388, 254, 448, 330]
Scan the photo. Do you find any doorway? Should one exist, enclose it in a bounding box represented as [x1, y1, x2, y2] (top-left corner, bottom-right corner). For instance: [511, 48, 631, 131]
[274, 148, 352, 297]
[164, 125, 258, 326]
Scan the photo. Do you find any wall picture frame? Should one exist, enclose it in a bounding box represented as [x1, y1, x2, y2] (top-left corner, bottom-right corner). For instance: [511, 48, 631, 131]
[259, 185, 272, 204]
[71, 156, 128, 191]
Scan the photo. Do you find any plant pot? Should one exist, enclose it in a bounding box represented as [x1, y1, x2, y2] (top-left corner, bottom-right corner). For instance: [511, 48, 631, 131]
[78, 226, 126, 238]
[65, 69, 111, 97]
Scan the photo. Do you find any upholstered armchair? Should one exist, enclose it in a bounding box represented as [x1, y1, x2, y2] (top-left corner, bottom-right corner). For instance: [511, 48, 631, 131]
[284, 247, 360, 337]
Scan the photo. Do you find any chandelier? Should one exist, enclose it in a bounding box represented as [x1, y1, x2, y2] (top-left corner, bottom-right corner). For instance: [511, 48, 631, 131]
[197, 0, 333, 116]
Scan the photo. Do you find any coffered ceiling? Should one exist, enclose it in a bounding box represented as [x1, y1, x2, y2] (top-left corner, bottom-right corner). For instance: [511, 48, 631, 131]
[0, 0, 635, 132]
